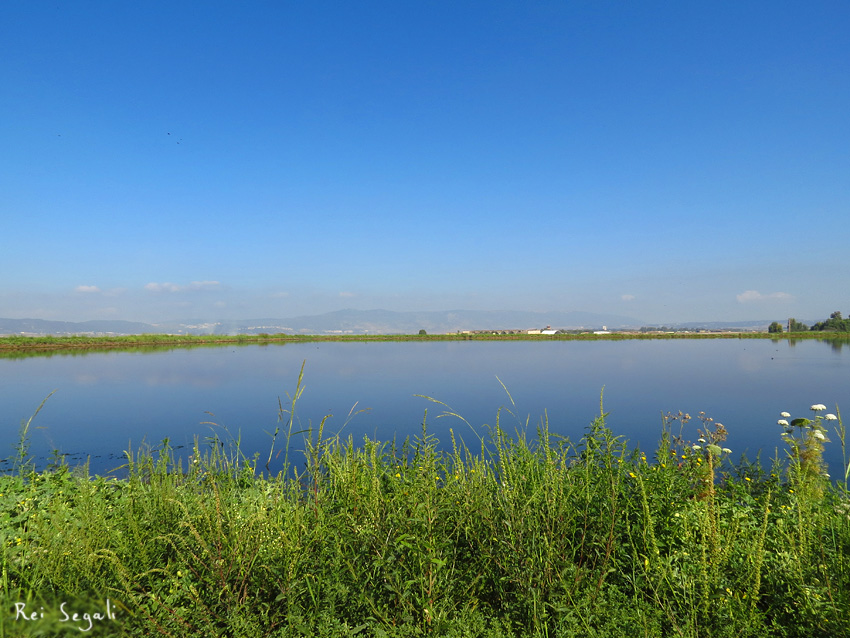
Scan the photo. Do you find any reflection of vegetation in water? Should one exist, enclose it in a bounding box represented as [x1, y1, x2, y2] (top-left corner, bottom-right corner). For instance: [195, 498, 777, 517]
[781, 337, 850, 352]
[825, 338, 849, 353]
[1, 385, 849, 637]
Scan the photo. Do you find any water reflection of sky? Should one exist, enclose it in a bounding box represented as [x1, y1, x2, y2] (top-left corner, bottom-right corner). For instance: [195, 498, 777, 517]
[1, 339, 848, 477]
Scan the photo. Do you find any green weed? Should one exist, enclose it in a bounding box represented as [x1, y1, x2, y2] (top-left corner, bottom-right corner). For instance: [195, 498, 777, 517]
[0, 384, 848, 637]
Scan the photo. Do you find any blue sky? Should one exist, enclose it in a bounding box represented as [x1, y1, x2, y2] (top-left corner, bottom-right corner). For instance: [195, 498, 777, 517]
[2, 1, 848, 325]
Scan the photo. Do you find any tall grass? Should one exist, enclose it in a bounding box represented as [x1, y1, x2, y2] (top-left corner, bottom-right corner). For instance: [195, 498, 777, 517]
[1, 385, 849, 637]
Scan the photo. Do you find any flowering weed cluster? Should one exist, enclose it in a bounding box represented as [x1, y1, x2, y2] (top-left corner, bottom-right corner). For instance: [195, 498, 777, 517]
[778, 404, 837, 499]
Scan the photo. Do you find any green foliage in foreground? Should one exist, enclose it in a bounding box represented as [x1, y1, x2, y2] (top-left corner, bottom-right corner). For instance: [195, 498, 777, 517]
[2, 403, 850, 637]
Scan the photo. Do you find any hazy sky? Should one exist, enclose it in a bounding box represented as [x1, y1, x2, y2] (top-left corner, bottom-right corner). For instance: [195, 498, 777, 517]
[2, 1, 848, 325]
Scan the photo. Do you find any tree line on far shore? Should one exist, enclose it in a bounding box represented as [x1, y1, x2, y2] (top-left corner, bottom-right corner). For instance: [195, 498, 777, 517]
[769, 311, 850, 333]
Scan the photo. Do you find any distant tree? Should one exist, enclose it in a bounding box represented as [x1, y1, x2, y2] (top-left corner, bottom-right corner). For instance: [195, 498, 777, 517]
[768, 321, 784, 334]
[810, 312, 850, 332]
[418, 329, 427, 336]
[787, 318, 808, 332]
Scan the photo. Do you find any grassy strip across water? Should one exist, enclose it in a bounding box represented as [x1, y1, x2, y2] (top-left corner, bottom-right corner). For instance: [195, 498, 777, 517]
[1, 381, 849, 637]
[2, 331, 849, 356]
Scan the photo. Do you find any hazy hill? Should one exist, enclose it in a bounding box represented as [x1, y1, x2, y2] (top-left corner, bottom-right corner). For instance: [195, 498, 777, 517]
[0, 309, 644, 336]
[4, 311, 803, 337]
[0, 318, 158, 336]
[221, 309, 644, 335]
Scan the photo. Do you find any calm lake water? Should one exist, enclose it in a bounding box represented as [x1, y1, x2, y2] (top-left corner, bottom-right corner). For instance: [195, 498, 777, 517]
[2, 338, 849, 476]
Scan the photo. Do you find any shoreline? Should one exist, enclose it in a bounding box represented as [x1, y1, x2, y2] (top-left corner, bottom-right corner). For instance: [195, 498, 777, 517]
[2, 330, 848, 353]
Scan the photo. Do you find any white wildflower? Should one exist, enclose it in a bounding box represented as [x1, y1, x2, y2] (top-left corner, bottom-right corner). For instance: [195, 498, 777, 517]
[778, 419, 789, 426]
[813, 430, 825, 440]
[698, 438, 706, 443]
[722, 448, 732, 454]
[811, 404, 827, 411]
[825, 414, 838, 421]
[692, 445, 702, 450]
[780, 411, 791, 418]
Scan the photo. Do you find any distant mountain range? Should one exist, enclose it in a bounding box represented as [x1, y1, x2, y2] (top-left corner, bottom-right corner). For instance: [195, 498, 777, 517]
[0, 318, 157, 336]
[1, 309, 644, 336]
[0, 310, 785, 337]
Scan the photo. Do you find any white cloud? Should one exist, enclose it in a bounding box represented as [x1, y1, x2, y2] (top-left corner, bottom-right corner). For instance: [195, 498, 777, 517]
[190, 280, 220, 290]
[339, 291, 355, 298]
[145, 281, 221, 293]
[736, 290, 793, 303]
[75, 285, 101, 293]
[621, 294, 636, 301]
[145, 282, 179, 293]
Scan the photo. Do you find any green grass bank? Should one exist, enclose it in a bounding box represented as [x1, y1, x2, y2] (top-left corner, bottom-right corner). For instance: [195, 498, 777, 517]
[2, 331, 849, 358]
[2, 389, 849, 637]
